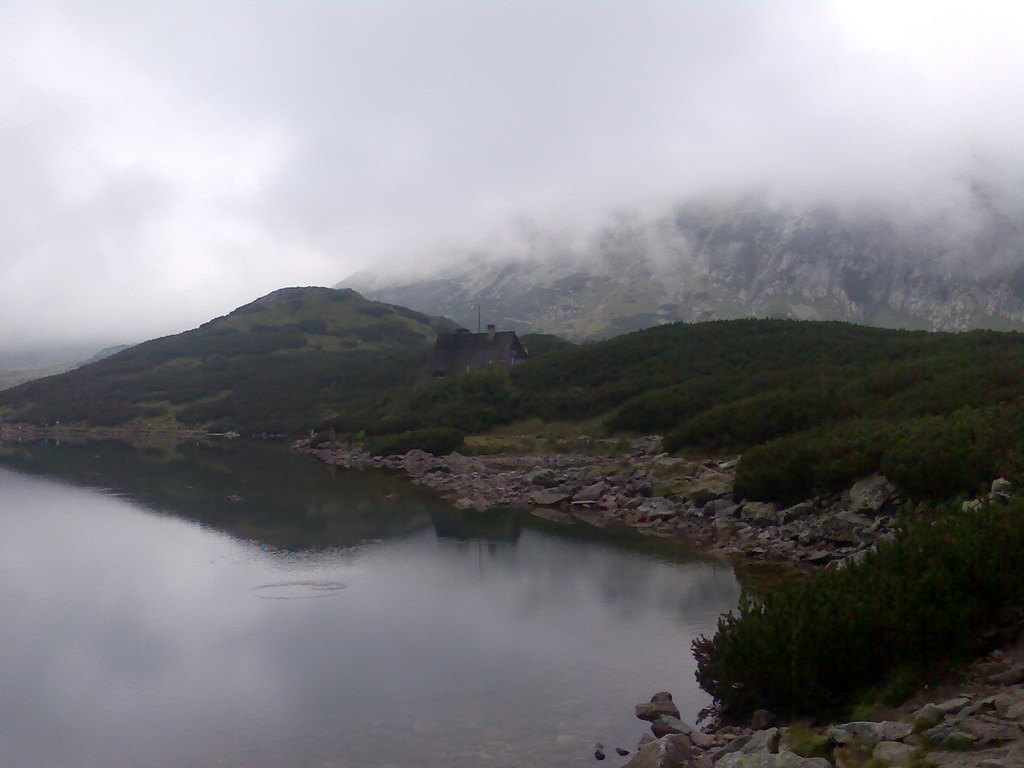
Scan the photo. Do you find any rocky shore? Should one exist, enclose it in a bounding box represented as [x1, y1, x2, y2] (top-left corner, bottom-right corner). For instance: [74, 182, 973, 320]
[296, 435, 903, 570]
[619, 644, 1024, 768]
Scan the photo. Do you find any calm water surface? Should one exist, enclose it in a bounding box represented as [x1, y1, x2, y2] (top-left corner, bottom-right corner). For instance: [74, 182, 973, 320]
[0, 440, 740, 768]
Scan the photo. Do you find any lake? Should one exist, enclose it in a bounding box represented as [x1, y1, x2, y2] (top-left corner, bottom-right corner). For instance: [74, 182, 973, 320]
[0, 439, 740, 768]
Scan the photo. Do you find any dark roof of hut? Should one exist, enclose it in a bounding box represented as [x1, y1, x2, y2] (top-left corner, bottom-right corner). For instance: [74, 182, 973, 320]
[418, 329, 527, 385]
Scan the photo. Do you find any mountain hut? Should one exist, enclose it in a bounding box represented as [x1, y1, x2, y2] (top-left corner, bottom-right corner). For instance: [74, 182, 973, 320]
[417, 325, 528, 386]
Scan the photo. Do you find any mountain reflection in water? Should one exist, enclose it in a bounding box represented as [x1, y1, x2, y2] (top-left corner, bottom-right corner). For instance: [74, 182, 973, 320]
[0, 439, 740, 768]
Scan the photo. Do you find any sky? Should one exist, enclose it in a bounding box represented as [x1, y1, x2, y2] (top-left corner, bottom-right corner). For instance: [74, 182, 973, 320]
[1, 0, 1022, 354]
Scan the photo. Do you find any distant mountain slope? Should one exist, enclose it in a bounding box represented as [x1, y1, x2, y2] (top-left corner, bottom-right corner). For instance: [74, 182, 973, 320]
[341, 193, 1024, 340]
[0, 343, 131, 391]
[0, 287, 459, 434]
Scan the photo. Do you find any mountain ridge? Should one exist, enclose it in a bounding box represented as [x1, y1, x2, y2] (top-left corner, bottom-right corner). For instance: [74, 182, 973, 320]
[341, 194, 1024, 340]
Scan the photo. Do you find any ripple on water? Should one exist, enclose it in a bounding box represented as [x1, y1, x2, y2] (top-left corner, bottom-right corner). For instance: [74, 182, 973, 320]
[252, 580, 348, 599]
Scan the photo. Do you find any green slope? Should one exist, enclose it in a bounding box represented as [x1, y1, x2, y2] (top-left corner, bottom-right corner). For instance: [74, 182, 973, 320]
[356, 318, 1024, 501]
[0, 287, 459, 434]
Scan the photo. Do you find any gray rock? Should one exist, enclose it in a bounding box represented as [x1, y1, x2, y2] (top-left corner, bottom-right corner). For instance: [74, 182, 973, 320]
[716, 751, 830, 768]
[1005, 700, 1024, 720]
[991, 477, 1014, 500]
[623, 734, 694, 768]
[739, 728, 780, 755]
[962, 498, 985, 512]
[849, 474, 895, 513]
[750, 709, 776, 730]
[635, 692, 681, 722]
[781, 502, 815, 522]
[871, 741, 917, 767]
[575, 481, 607, 503]
[922, 727, 976, 749]
[714, 503, 742, 520]
[530, 489, 570, 506]
[956, 715, 1022, 744]
[709, 498, 739, 515]
[934, 696, 971, 714]
[650, 716, 696, 738]
[831, 721, 913, 744]
[717, 733, 752, 756]
[741, 502, 780, 526]
[637, 732, 656, 750]
[989, 664, 1024, 685]
[526, 468, 559, 487]
[911, 702, 945, 730]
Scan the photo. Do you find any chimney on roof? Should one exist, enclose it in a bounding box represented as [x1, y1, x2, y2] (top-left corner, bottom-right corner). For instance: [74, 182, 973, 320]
[487, 324, 496, 341]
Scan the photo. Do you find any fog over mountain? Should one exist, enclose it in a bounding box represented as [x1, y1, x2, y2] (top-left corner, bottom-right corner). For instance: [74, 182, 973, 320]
[1, 1, 1021, 352]
[342, 179, 1024, 339]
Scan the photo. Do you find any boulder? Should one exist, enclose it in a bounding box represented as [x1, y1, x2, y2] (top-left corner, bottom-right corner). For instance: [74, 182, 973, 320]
[529, 489, 570, 506]
[739, 728, 780, 755]
[741, 502, 780, 526]
[709, 498, 739, 516]
[935, 715, 1023, 745]
[991, 477, 1014, 501]
[849, 474, 895, 513]
[911, 703, 945, 730]
[830, 721, 912, 744]
[871, 741, 917, 767]
[526, 468, 560, 487]
[934, 696, 971, 715]
[650, 716, 696, 738]
[623, 734, 694, 768]
[989, 664, 1024, 686]
[574, 481, 607, 503]
[635, 692, 681, 722]
[781, 502, 815, 522]
[716, 751, 830, 768]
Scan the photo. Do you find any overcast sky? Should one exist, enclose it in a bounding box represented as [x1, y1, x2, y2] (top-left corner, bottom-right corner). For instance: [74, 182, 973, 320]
[2, 0, 1021, 353]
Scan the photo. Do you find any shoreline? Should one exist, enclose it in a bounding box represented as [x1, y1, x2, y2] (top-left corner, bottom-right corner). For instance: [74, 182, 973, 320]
[294, 435, 900, 572]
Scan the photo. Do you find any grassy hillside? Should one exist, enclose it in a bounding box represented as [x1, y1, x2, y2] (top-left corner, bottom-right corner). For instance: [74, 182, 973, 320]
[0, 287, 458, 435]
[351, 318, 1024, 501]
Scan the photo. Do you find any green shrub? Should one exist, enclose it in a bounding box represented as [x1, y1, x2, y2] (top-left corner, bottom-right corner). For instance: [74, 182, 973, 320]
[881, 404, 1024, 499]
[694, 499, 1024, 722]
[734, 420, 889, 503]
[366, 427, 465, 456]
[666, 389, 832, 453]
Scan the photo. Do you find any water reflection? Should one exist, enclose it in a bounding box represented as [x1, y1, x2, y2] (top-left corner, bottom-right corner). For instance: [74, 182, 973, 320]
[0, 441, 740, 768]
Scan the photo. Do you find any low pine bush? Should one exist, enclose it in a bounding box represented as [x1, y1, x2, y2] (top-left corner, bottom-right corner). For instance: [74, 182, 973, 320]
[694, 498, 1024, 722]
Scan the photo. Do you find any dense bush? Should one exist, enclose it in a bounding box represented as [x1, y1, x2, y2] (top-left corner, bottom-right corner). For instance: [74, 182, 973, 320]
[733, 420, 891, 503]
[695, 498, 1024, 722]
[366, 427, 465, 456]
[881, 404, 1024, 499]
[398, 367, 514, 434]
[735, 405, 1024, 503]
[666, 389, 832, 453]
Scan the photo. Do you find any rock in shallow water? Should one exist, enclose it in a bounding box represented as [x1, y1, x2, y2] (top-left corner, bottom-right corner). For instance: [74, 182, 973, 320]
[635, 692, 681, 722]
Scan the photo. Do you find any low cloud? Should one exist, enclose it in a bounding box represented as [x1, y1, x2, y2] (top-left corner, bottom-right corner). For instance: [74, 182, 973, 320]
[1, 1, 1021, 351]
